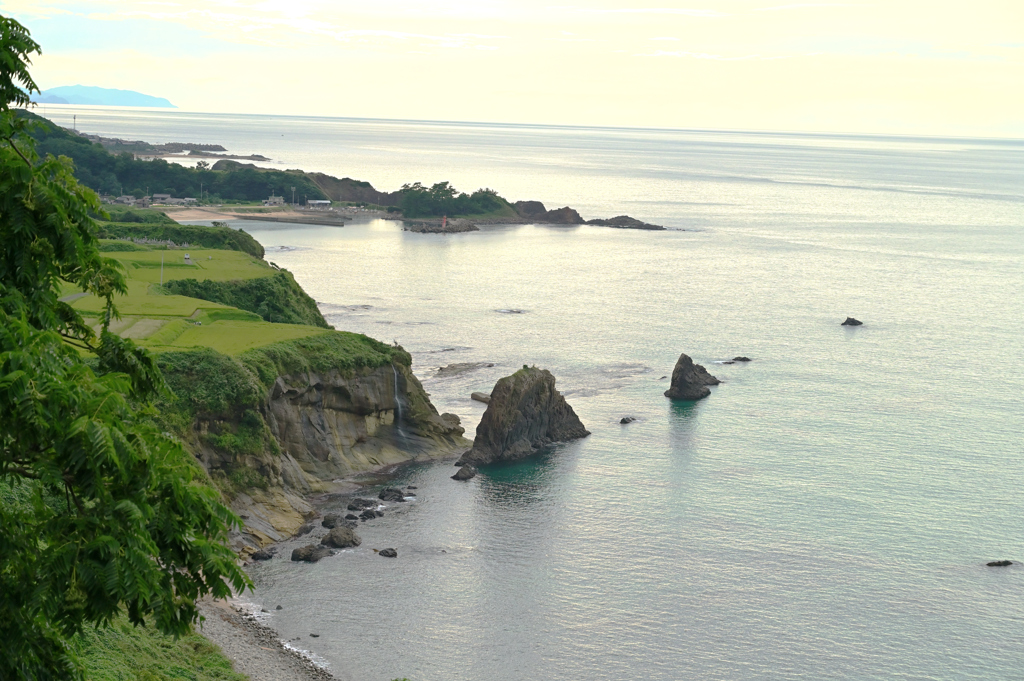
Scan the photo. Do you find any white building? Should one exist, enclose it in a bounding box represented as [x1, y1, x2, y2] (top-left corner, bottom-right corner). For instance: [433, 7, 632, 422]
[307, 199, 332, 210]
[263, 195, 285, 206]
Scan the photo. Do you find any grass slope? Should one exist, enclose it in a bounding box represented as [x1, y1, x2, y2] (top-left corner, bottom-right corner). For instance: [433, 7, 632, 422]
[72, 615, 246, 681]
[68, 240, 330, 355]
[96, 223, 266, 258]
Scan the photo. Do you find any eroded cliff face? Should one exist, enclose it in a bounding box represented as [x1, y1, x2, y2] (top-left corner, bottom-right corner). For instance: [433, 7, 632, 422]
[188, 361, 469, 550]
[266, 362, 467, 490]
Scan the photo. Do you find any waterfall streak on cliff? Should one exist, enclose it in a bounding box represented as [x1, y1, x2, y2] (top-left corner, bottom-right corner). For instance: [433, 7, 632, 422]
[392, 364, 406, 437]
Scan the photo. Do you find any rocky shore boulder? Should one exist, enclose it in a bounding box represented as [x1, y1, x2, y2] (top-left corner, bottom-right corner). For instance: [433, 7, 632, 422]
[379, 487, 406, 502]
[379, 548, 398, 558]
[320, 526, 361, 549]
[251, 548, 275, 561]
[664, 353, 720, 401]
[841, 317, 863, 326]
[471, 391, 491, 404]
[291, 544, 334, 563]
[456, 367, 590, 466]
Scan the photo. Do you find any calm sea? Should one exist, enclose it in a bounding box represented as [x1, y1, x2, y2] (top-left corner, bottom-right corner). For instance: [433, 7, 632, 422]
[51, 107, 1024, 680]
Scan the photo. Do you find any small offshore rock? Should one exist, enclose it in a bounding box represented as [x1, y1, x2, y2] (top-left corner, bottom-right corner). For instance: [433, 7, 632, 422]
[379, 487, 406, 502]
[294, 523, 314, 537]
[291, 544, 333, 563]
[321, 513, 343, 529]
[379, 548, 398, 558]
[309, 633, 320, 638]
[275, 605, 283, 610]
[261, 608, 269, 613]
[375, 509, 384, 517]
[345, 513, 359, 520]
[664, 353, 720, 401]
[359, 509, 377, 520]
[320, 526, 362, 549]
[733, 357, 752, 362]
[841, 317, 863, 326]
[452, 464, 478, 481]
[620, 417, 636, 424]
[471, 391, 491, 404]
[407, 485, 418, 490]
[251, 549, 274, 561]
[987, 560, 1013, 567]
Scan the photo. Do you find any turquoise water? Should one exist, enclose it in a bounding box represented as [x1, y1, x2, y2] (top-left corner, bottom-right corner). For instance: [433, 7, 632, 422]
[58, 107, 1024, 679]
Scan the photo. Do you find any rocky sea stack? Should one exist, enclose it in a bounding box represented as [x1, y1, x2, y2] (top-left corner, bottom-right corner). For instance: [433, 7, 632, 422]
[456, 367, 590, 466]
[664, 353, 720, 401]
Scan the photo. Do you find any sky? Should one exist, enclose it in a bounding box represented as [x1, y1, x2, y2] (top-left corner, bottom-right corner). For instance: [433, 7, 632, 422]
[2, 0, 1022, 137]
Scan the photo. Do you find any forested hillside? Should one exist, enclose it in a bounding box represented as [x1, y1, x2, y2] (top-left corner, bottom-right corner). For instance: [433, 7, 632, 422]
[19, 110, 327, 201]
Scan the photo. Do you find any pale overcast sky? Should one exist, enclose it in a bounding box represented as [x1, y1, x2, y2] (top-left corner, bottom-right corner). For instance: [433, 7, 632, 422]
[3, 0, 1022, 137]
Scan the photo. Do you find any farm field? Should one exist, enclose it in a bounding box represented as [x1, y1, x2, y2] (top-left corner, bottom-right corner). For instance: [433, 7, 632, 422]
[67, 242, 327, 355]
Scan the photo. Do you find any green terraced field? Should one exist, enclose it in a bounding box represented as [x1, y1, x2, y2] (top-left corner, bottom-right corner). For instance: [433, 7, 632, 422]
[67, 243, 328, 355]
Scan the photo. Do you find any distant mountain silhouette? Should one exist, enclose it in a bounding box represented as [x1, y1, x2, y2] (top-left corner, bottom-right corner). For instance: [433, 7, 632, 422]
[30, 85, 175, 108]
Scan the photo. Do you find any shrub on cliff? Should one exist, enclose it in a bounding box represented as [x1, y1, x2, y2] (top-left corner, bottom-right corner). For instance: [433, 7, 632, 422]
[94, 221, 265, 258]
[163, 270, 329, 327]
[240, 331, 401, 387]
[0, 20, 248, 678]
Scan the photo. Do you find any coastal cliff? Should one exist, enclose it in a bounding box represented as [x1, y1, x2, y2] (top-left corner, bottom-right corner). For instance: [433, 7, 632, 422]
[158, 334, 469, 550]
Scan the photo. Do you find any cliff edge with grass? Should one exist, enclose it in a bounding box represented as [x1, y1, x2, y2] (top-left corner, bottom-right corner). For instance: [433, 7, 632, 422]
[74, 217, 469, 552]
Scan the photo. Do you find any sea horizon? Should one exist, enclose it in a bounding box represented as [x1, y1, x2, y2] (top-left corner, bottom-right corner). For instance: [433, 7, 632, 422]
[29, 102, 1024, 146]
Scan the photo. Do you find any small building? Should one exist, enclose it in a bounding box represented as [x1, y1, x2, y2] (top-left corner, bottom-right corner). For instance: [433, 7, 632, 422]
[151, 193, 172, 204]
[115, 195, 136, 206]
[183, 197, 198, 205]
[307, 199, 332, 210]
[263, 195, 285, 206]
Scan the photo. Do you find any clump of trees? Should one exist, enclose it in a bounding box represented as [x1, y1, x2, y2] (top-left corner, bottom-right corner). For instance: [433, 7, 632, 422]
[163, 270, 330, 328]
[0, 16, 249, 678]
[398, 181, 509, 217]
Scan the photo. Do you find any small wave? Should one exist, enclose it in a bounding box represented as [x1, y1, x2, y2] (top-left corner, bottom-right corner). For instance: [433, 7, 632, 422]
[421, 346, 472, 353]
[495, 308, 527, 314]
[280, 640, 332, 670]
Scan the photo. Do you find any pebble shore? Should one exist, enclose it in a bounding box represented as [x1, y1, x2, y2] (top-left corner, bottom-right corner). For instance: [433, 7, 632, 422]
[197, 598, 337, 681]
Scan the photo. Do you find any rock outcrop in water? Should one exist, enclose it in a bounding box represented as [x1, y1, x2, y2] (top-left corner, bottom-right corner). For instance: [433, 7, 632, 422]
[452, 464, 477, 481]
[320, 526, 361, 549]
[841, 317, 863, 326]
[404, 218, 479, 233]
[456, 367, 590, 466]
[513, 201, 585, 224]
[585, 215, 666, 230]
[664, 353, 720, 401]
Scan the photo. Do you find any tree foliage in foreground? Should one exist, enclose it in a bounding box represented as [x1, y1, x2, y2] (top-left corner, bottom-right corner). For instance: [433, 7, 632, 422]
[0, 16, 249, 679]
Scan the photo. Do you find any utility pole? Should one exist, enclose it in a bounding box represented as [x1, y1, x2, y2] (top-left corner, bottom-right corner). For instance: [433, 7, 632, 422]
[291, 186, 296, 206]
